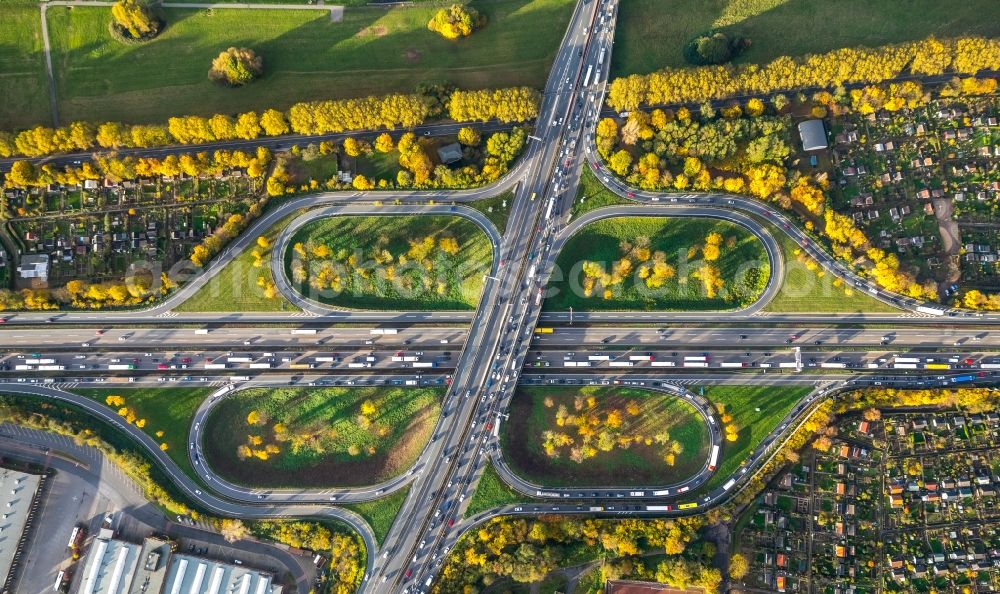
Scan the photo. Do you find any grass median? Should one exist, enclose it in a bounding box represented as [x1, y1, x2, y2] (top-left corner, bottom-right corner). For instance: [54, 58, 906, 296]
[545, 216, 769, 312]
[501, 386, 711, 487]
[176, 212, 300, 313]
[202, 385, 442, 488]
[72, 387, 213, 482]
[284, 214, 493, 310]
[697, 384, 809, 491]
[762, 228, 902, 314]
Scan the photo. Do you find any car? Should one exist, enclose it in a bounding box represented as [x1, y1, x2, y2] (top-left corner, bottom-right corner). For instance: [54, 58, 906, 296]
[626, 192, 635, 198]
[81, 342, 90, 347]
[447, 518, 455, 527]
[404, 568, 413, 579]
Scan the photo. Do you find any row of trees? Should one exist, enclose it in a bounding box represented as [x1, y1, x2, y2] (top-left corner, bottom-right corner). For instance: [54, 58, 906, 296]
[0, 86, 540, 159]
[4, 146, 271, 190]
[606, 36, 1000, 111]
[433, 515, 707, 590]
[0, 272, 175, 312]
[190, 195, 269, 268]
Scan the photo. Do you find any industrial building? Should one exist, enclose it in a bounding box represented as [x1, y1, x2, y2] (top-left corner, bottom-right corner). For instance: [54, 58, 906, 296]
[77, 535, 282, 594]
[0, 467, 43, 594]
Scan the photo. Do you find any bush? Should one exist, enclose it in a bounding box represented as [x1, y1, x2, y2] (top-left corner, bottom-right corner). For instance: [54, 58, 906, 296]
[427, 4, 485, 39]
[109, 0, 162, 42]
[683, 30, 748, 66]
[208, 47, 263, 87]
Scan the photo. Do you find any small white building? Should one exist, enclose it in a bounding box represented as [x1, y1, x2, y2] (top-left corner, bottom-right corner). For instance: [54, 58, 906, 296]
[798, 119, 828, 151]
[17, 254, 49, 280]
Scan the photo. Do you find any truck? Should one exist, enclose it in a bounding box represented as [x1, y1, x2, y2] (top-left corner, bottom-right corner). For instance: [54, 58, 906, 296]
[609, 361, 634, 367]
[651, 361, 677, 367]
[291, 329, 318, 335]
[684, 356, 708, 362]
[708, 445, 720, 471]
[370, 328, 398, 335]
[588, 355, 611, 361]
[722, 478, 737, 491]
[893, 363, 918, 369]
[108, 364, 135, 370]
[583, 64, 594, 87]
[204, 363, 227, 369]
[315, 356, 339, 363]
[249, 363, 272, 369]
[534, 327, 554, 334]
[38, 365, 66, 371]
[951, 374, 976, 384]
[230, 376, 251, 382]
[598, 48, 606, 65]
[24, 358, 55, 365]
[719, 362, 747, 368]
[412, 362, 436, 368]
[629, 355, 653, 362]
[194, 328, 210, 335]
[228, 357, 252, 363]
[289, 363, 314, 370]
[894, 357, 921, 363]
[628, 491, 646, 497]
[682, 362, 709, 368]
[916, 305, 945, 316]
[820, 362, 847, 369]
[645, 505, 672, 511]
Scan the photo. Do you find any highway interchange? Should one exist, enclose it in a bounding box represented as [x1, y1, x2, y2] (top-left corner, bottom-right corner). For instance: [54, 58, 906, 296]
[2, 0, 1000, 591]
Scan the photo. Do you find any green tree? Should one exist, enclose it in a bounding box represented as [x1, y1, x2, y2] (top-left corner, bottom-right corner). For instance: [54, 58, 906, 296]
[428, 4, 485, 39]
[110, 0, 161, 40]
[208, 47, 263, 87]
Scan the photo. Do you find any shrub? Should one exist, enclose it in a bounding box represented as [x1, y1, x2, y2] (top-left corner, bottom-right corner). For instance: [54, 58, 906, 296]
[208, 47, 263, 87]
[683, 30, 748, 66]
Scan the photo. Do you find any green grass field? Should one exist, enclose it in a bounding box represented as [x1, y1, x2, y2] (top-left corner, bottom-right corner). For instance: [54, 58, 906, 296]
[0, 2, 50, 129]
[502, 386, 711, 487]
[176, 212, 300, 313]
[464, 462, 525, 518]
[344, 486, 408, 544]
[697, 384, 809, 490]
[571, 168, 631, 218]
[41, 0, 574, 125]
[763, 227, 901, 314]
[202, 386, 442, 487]
[545, 216, 769, 311]
[284, 214, 492, 310]
[612, 0, 1000, 77]
[73, 387, 212, 481]
[468, 191, 513, 234]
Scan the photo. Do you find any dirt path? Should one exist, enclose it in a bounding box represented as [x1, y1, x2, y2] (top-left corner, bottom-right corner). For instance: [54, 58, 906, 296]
[931, 196, 962, 284]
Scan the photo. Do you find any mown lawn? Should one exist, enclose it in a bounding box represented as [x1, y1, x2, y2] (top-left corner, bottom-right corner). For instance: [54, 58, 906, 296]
[202, 386, 442, 487]
[502, 386, 711, 487]
[612, 0, 1000, 77]
[697, 384, 809, 490]
[176, 212, 300, 313]
[469, 190, 514, 234]
[344, 486, 408, 544]
[73, 387, 213, 481]
[42, 0, 574, 125]
[284, 214, 492, 310]
[464, 462, 524, 518]
[0, 2, 50, 129]
[763, 226, 901, 314]
[571, 168, 631, 218]
[545, 216, 769, 311]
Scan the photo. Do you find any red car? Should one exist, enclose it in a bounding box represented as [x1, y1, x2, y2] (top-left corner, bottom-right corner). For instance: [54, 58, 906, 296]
[181, 357, 191, 364]
[448, 518, 455, 527]
[590, 162, 597, 170]
[404, 568, 413, 579]
[157, 364, 168, 370]
[626, 192, 635, 198]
